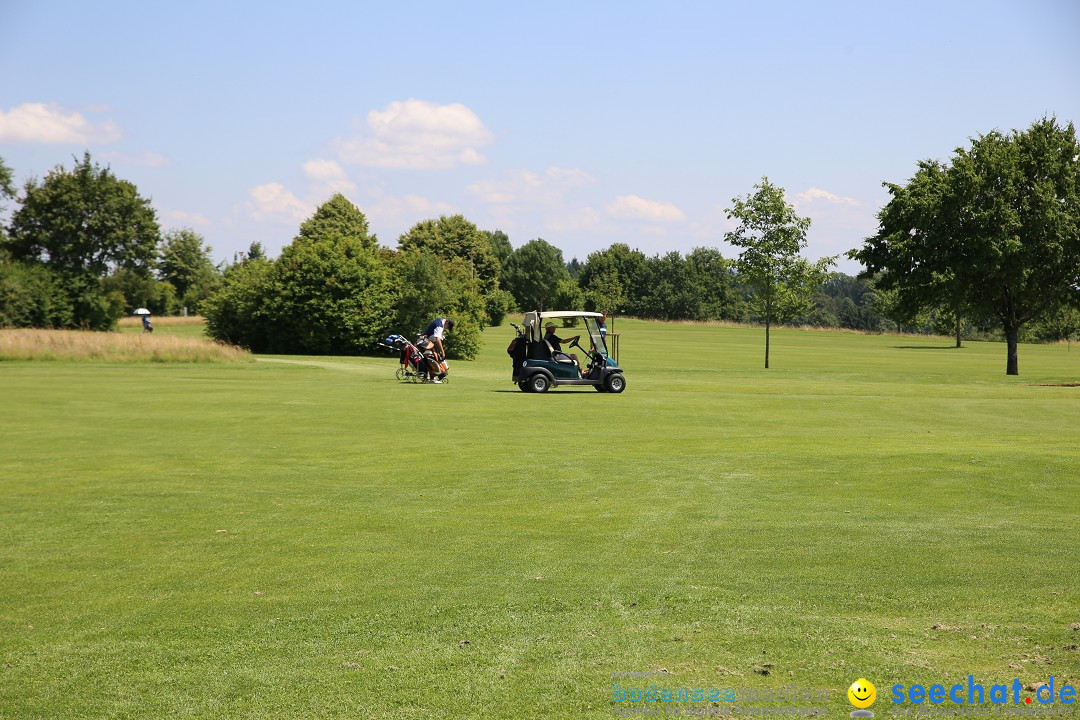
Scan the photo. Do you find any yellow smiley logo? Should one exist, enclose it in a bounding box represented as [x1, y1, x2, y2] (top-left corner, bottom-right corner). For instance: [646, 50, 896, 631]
[848, 678, 876, 709]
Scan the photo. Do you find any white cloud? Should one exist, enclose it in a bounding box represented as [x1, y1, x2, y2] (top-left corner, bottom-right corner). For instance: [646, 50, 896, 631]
[336, 99, 494, 169]
[162, 209, 212, 227]
[543, 206, 603, 233]
[466, 167, 599, 239]
[785, 187, 880, 271]
[790, 187, 860, 207]
[607, 194, 686, 222]
[467, 167, 596, 206]
[247, 182, 312, 224]
[0, 102, 123, 144]
[303, 158, 356, 196]
[303, 158, 348, 182]
[362, 186, 455, 236]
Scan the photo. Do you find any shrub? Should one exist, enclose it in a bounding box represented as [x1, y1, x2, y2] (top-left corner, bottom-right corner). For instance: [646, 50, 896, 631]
[203, 258, 274, 351]
[0, 258, 74, 328]
[484, 288, 517, 327]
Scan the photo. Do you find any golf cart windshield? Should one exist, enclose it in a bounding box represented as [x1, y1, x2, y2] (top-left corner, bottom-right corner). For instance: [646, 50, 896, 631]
[584, 317, 608, 358]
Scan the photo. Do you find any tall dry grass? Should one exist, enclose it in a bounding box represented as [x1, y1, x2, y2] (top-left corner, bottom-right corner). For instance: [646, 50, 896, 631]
[0, 329, 253, 363]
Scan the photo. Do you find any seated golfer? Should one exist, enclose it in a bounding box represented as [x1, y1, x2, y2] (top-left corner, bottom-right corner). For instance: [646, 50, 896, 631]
[544, 322, 582, 375]
[419, 317, 453, 383]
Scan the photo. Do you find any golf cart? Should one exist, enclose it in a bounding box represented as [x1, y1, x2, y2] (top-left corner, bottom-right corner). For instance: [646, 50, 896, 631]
[508, 311, 626, 393]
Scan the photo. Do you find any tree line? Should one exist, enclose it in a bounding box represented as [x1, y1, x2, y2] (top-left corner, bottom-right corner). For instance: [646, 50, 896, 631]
[0, 153, 221, 330]
[2, 115, 1076, 373]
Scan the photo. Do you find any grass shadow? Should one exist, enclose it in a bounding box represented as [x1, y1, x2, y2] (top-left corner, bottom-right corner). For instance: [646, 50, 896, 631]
[894, 345, 963, 350]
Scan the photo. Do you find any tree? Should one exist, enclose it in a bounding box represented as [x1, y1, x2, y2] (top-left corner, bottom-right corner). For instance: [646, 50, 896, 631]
[102, 267, 178, 315]
[484, 229, 513, 271]
[3, 153, 161, 329]
[263, 199, 393, 354]
[399, 215, 500, 293]
[484, 288, 517, 326]
[686, 247, 745, 322]
[725, 177, 834, 368]
[203, 255, 274, 351]
[388, 251, 486, 359]
[297, 193, 378, 252]
[852, 117, 1080, 375]
[0, 250, 73, 328]
[566, 257, 582, 279]
[159, 229, 221, 313]
[847, 160, 974, 346]
[6, 152, 160, 279]
[578, 243, 647, 316]
[0, 155, 15, 220]
[207, 196, 393, 354]
[245, 241, 267, 262]
[232, 241, 266, 266]
[502, 238, 571, 310]
[635, 252, 698, 320]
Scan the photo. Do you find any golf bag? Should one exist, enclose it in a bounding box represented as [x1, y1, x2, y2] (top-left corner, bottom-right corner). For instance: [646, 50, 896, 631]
[380, 334, 448, 383]
[415, 333, 449, 379]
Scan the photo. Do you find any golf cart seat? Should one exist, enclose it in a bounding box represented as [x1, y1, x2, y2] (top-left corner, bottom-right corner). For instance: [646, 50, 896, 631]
[544, 339, 576, 364]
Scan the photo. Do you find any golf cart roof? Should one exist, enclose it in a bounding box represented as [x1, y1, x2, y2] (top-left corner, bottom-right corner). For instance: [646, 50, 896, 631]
[521, 310, 606, 343]
[537, 311, 604, 319]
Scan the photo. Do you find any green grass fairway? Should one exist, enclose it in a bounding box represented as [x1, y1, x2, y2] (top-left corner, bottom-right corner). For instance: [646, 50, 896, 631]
[2, 320, 1079, 719]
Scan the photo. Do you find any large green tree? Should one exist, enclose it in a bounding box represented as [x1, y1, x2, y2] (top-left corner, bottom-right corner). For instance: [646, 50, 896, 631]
[399, 215, 500, 293]
[3, 152, 161, 329]
[6, 152, 160, 279]
[298, 193, 378, 252]
[852, 117, 1080, 375]
[502, 238, 572, 311]
[159, 229, 221, 313]
[847, 160, 973, 347]
[263, 197, 393, 354]
[725, 177, 834, 368]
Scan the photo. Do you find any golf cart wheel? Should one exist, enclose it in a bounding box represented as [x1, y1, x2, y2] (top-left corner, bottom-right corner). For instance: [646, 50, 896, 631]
[518, 380, 532, 393]
[528, 374, 551, 393]
[604, 373, 626, 393]
[395, 367, 407, 381]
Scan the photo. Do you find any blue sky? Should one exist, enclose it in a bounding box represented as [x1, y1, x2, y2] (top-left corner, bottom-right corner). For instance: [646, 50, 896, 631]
[2, 0, 1077, 273]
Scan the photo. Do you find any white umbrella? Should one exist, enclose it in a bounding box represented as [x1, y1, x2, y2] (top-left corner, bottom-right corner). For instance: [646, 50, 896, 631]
[133, 308, 151, 315]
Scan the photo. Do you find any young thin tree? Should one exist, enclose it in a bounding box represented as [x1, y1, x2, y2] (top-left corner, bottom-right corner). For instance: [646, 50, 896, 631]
[725, 177, 834, 368]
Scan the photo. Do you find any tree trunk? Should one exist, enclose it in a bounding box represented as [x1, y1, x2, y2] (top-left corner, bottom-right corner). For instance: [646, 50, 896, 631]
[1005, 324, 1019, 375]
[765, 317, 771, 369]
[764, 293, 771, 369]
[955, 309, 962, 348]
